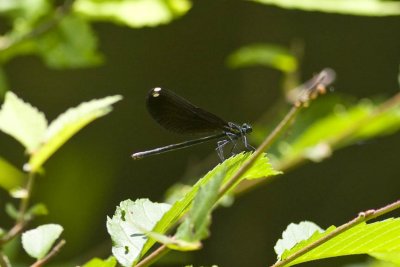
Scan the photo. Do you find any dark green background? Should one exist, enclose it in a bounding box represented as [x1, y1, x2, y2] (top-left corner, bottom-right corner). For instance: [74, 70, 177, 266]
[1, 1, 400, 266]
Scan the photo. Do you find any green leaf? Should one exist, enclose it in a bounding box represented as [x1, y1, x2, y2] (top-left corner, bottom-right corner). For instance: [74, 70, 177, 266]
[74, 0, 192, 28]
[0, 91, 47, 153]
[81, 256, 117, 267]
[0, 0, 51, 22]
[107, 199, 171, 267]
[251, 0, 400, 16]
[22, 224, 63, 260]
[5, 202, 19, 220]
[0, 157, 26, 191]
[176, 166, 225, 242]
[27, 203, 49, 218]
[141, 152, 281, 261]
[276, 218, 400, 267]
[139, 230, 201, 251]
[227, 44, 298, 73]
[274, 221, 324, 260]
[36, 15, 103, 68]
[371, 252, 400, 265]
[275, 98, 400, 166]
[26, 95, 122, 172]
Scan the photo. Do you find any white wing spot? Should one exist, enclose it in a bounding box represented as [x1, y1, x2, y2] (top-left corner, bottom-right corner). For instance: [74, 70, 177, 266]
[152, 87, 162, 97]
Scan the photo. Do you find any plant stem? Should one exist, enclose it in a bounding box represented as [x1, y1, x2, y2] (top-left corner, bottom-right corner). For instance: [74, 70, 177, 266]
[31, 239, 66, 267]
[271, 199, 400, 267]
[0, 171, 35, 246]
[235, 91, 400, 195]
[0, 252, 11, 267]
[134, 245, 169, 267]
[218, 106, 300, 198]
[18, 172, 35, 223]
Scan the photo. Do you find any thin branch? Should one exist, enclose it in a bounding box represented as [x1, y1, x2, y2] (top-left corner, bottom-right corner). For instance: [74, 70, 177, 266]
[134, 244, 169, 267]
[30, 239, 66, 267]
[17, 172, 35, 223]
[135, 69, 335, 267]
[0, 252, 11, 267]
[0, 172, 35, 246]
[218, 106, 300, 198]
[235, 90, 400, 195]
[0, 221, 26, 245]
[271, 199, 400, 267]
[219, 69, 335, 198]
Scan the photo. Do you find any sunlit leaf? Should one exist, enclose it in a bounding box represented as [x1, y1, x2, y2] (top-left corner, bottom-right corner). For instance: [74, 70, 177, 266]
[141, 152, 281, 261]
[275, 97, 400, 166]
[0, 0, 51, 22]
[274, 221, 324, 260]
[252, 0, 400, 16]
[81, 256, 117, 267]
[0, 157, 26, 191]
[22, 224, 63, 260]
[74, 0, 192, 28]
[371, 252, 400, 265]
[36, 15, 103, 68]
[26, 95, 122, 172]
[107, 199, 171, 267]
[275, 218, 400, 267]
[227, 44, 298, 73]
[0, 91, 47, 153]
[176, 167, 225, 242]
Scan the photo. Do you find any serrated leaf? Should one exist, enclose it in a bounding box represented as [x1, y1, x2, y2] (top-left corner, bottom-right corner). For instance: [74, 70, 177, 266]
[0, 91, 47, 153]
[276, 218, 400, 267]
[107, 199, 171, 267]
[227, 44, 298, 73]
[251, 0, 400, 16]
[36, 15, 103, 68]
[176, 166, 225, 242]
[274, 221, 324, 259]
[74, 0, 192, 28]
[0, 157, 26, 191]
[81, 256, 117, 267]
[22, 224, 63, 260]
[140, 152, 281, 261]
[26, 95, 122, 172]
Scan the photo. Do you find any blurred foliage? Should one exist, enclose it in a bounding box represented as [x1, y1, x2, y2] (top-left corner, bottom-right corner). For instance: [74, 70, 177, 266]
[0, 157, 25, 191]
[0, 0, 191, 70]
[74, 0, 192, 27]
[227, 43, 298, 73]
[252, 0, 400, 16]
[21, 224, 63, 260]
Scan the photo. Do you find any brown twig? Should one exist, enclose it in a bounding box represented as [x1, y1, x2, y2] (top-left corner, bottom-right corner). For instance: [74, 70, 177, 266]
[30, 239, 66, 267]
[235, 91, 400, 195]
[271, 199, 400, 267]
[134, 244, 169, 267]
[219, 68, 335, 198]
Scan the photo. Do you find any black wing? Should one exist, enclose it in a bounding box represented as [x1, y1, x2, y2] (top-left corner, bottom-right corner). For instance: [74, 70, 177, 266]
[146, 87, 229, 135]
